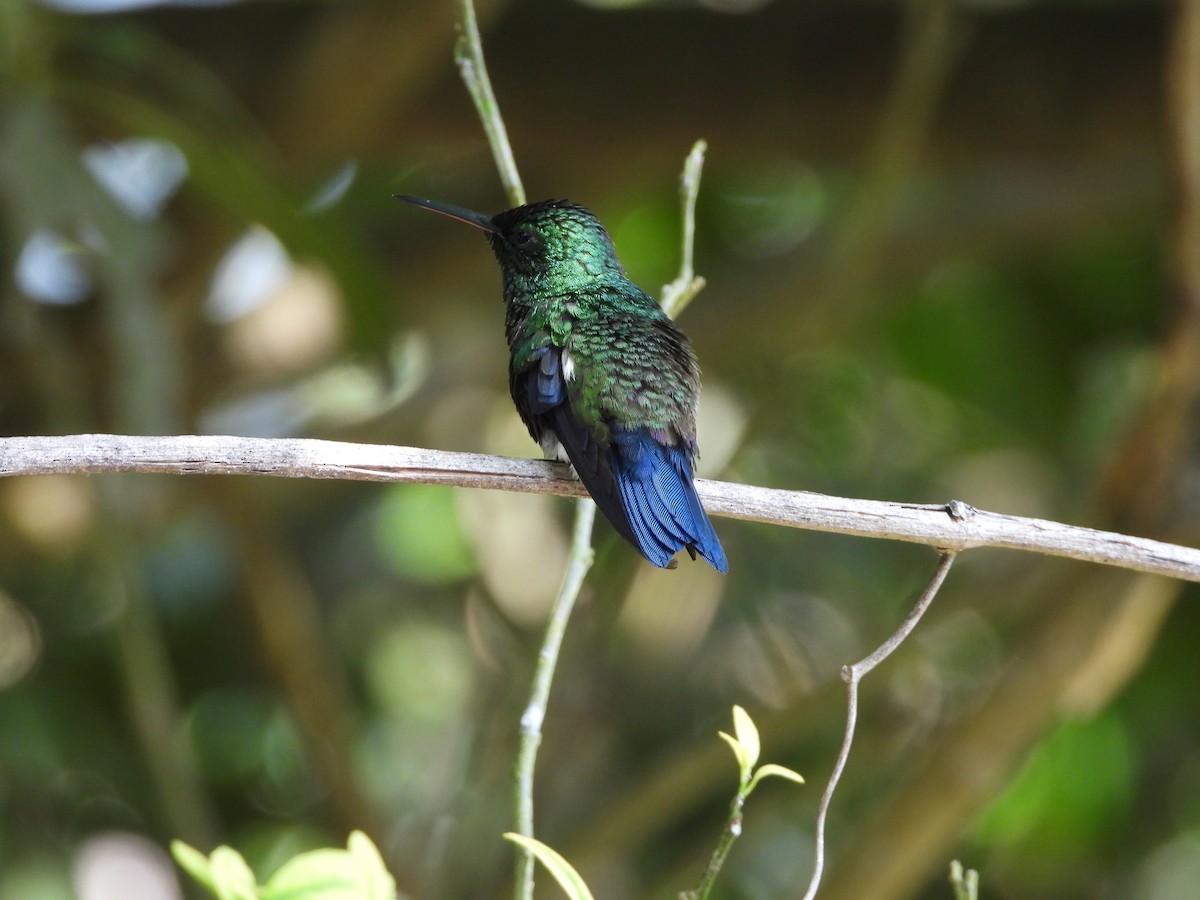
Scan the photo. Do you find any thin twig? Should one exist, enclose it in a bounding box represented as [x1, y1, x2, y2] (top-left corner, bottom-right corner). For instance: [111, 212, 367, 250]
[812, 9, 1200, 891]
[4, 435, 1198, 583]
[509, 137, 713, 898]
[454, 0, 525, 207]
[513, 499, 597, 899]
[687, 793, 742, 900]
[661, 139, 708, 319]
[451, 3, 568, 895]
[948, 861, 980, 900]
[802, 552, 958, 900]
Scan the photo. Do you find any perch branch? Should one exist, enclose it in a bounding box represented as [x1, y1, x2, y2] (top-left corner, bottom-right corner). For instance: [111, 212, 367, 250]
[3, 434, 1198, 583]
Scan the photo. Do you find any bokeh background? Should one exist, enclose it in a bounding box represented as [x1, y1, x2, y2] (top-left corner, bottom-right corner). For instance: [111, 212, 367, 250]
[2, 0, 1199, 897]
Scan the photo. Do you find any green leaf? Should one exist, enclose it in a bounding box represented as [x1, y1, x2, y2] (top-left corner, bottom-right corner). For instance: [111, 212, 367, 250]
[174, 833, 396, 900]
[261, 848, 357, 899]
[746, 763, 805, 795]
[347, 831, 396, 900]
[209, 846, 259, 900]
[731, 705, 760, 771]
[718, 730, 752, 784]
[503, 834, 594, 900]
[171, 841, 220, 896]
[171, 842, 257, 900]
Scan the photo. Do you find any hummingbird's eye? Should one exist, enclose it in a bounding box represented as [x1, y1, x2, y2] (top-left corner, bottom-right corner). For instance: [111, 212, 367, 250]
[512, 227, 538, 249]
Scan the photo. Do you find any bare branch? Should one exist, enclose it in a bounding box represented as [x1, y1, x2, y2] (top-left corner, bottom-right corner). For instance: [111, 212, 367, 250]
[2, 434, 1197, 583]
[803, 552, 958, 900]
[514, 499, 596, 899]
[454, 0, 525, 207]
[660, 138, 708, 319]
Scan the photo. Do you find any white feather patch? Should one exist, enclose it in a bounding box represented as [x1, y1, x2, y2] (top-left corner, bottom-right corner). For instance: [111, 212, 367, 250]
[540, 434, 569, 463]
[561, 348, 576, 383]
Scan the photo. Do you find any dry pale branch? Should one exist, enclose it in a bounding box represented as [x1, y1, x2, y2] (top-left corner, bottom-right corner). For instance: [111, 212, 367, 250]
[802, 551, 958, 900]
[1, 433, 1198, 583]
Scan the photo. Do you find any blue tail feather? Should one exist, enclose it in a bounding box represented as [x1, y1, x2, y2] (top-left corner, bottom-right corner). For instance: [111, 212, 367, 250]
[524, 358, 728, 572]
[611, 428, 728, 573]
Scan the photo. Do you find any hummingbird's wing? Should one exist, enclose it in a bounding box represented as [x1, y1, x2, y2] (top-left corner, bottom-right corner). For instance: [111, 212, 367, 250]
[510, 329, 726, 572]
[511, 342, 640, 551]
[546, 400, 642, 551]
[566, 313, 727, 571]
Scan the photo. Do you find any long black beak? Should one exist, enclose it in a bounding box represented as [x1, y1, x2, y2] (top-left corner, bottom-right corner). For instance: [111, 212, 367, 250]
[393, 194, 498, 234]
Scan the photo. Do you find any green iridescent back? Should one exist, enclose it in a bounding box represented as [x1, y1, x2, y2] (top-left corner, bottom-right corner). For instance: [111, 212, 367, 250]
[488, 201, 701, 448]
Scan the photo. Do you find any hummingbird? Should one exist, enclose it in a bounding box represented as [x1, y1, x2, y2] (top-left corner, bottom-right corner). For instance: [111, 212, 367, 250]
[396, 194, 727, 573]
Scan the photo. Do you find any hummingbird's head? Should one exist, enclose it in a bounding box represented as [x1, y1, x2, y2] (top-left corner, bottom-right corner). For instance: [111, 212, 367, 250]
[396, 195, 625, 292]
[487, 200, 623, 282]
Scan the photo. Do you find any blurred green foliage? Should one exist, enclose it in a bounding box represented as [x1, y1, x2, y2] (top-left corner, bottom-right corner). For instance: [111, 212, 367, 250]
[974, 712, 1134, 866]
[1, 1, 1198, 899]
[173, 829, 395, 900]
[374, 485, 478, 585]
